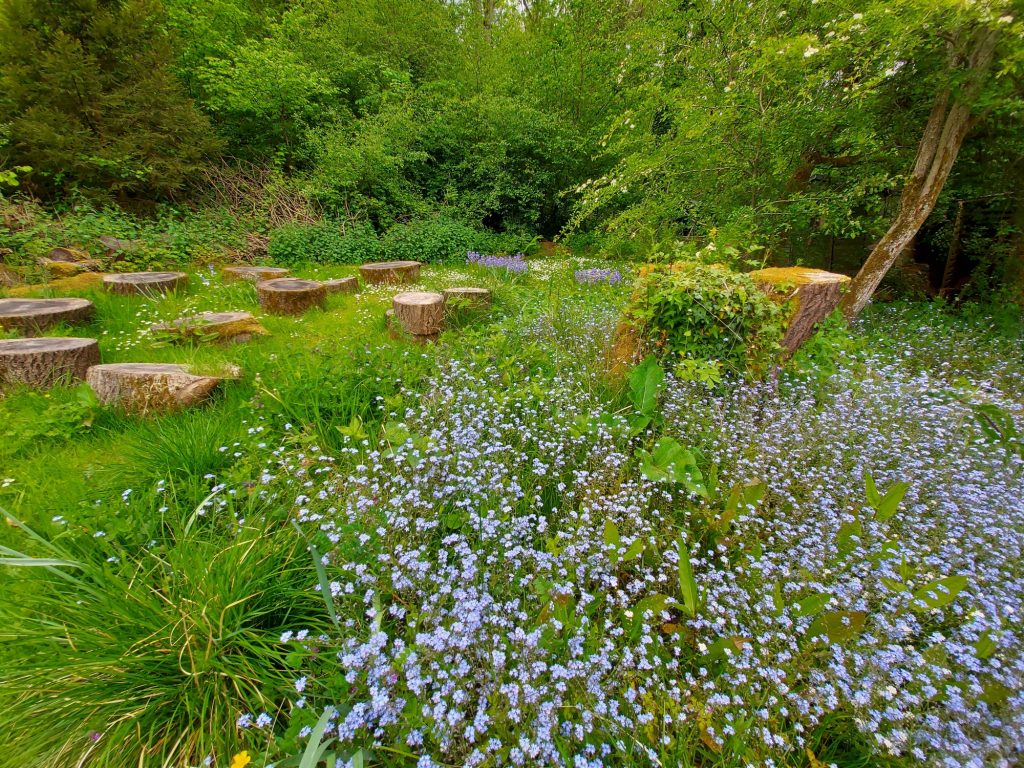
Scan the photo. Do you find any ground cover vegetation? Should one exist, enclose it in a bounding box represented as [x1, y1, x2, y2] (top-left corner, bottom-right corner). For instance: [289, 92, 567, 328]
[1, 1, 1023, 767]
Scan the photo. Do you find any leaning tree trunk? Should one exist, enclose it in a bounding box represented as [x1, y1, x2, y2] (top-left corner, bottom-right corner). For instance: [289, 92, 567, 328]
[840, 29, 999, 319]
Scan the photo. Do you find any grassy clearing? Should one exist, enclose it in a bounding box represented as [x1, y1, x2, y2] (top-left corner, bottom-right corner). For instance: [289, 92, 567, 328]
[1, 256, 1021, 768]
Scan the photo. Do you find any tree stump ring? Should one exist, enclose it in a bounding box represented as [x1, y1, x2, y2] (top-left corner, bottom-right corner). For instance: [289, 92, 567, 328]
[443, 287, 492, 312]
[222, 266, 290, 282]
[86, 363, 223, 414]
[0, 297, 95, 334]
[323, 277, 359, 294]
[151, 311, 267, 344]
[359, 261, 421, 285]
[0, 337, 100, 388]
[393, 291, 445, 337]
[102, 272, 188, 296]
[256, 278, 326, 315]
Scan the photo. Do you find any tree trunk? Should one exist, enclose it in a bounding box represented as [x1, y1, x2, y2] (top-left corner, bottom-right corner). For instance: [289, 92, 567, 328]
[939, 200, 966, 298]
[840, 29, 998, 319]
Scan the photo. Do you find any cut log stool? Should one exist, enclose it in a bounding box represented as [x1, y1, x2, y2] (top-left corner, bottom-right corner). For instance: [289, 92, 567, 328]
[0, 338, 100, 389]
[392, 291, 444, 340]
[323, 277, 358, 294]
[87, 363, 224, 414]
[256, 278, 326, 315]
[443, 287, 492, 311]
[222, 265, 289, 283]
[750, 267, 851, 355]
[0, 298, 95, 334]
[151, 311, 267, 344]
[103, 272, 188, 296]
[360, 261, 421, 285]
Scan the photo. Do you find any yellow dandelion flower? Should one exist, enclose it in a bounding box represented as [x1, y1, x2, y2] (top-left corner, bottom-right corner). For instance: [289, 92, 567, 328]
[229, 751, 251, 768]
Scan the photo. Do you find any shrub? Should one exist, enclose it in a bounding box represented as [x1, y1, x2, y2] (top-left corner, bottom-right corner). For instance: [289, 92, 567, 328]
[267, 220, 381, 266]
[626, 261, 784, 376]
[381, 215, 486, 264]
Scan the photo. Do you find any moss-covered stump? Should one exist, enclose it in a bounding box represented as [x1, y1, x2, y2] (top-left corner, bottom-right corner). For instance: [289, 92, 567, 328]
[360, 260, 421, 285]
[38, 257, 103, 278]
[0, 337, 100, 389]
[443, 287, 492, 311]
[86, 363, 224, 414]
[324, 277, 359, 294]
[256, 278, 326, 315]
[221, 265, 290, 283]
[5, 273, 105, 297]
[151, 311, 268, 344]
[750, 267, 850, 354]
[103, 271, 188, 296]
[393, 291, 444, 339]
[0, 297, 95, 334]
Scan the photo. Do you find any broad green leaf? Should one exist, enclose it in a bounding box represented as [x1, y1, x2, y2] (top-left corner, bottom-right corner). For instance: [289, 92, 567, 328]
[911, 575, 968, 612]
[703, 635, 750, 663]
[677, 538, 699, 618]
[875, 482, 910, 522]
[794, 592, 831, 618]
[603, 519, 620, 549]
[806, 610, 867, 644]
[865, 472, 881, 508]
[975, 631, 998, 660]
[629, 356, 665, 415]
[622, 538, 645, 562]
[836, 520, 862, 557]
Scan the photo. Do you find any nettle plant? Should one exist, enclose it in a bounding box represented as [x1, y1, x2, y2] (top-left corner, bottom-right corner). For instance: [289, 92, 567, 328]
[626, 262, 784, 379]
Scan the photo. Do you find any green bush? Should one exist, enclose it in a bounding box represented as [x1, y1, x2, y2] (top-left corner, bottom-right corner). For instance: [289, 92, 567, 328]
[627, 261, 784, 377]
[268, 220, 381, 266]
[381, 215, 487, 265]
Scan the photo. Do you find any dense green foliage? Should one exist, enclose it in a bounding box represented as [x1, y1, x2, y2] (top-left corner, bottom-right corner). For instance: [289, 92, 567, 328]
[628, 261, 784, 376]
[1, 0, 1021, 291]
[268, 220, 382, 266]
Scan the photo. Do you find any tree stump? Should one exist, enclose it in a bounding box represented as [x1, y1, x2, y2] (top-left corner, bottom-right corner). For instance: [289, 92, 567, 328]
[360, 260, 421, 285]
[0, 338, 100, 389]
[221, 265, 290, 282]
[256, 278, 326, 315]
[46, 247, 91, 263]
[443, 287, 492, 311]
[103, 272, 188, 296]
[0, 298, 95, 334]
[86, 363, 224, 414]
[323, 276, 359, 294]
[38, 257, 103, 278]
[151, 311, 268, 344]
[393, 291, 444, 339]
[750, 267, 851, 355]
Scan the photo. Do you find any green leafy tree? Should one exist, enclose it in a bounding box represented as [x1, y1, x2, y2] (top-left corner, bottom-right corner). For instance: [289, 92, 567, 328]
[0, 0, 219, 199]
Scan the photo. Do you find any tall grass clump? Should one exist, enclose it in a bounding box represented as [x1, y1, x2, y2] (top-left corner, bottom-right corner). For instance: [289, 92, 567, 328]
[0, 508, 326, 768]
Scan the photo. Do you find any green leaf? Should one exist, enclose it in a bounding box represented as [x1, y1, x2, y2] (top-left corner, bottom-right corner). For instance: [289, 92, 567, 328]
[703, 635, 750, 663]
[974, 631, 998, 660]
[793, 592, 831, 618]
[677, 538, 699, 618]
[807, 610, 868, 644]
[628, 356, 665, 415]
[622, 538, 645, 562]
[836, 520, 862, 557]
[603, 519, 620, 549]
[874, 482, 910, 522]
[865, 472, 881, 508]
[299, 708, 337, 768]
[911, 575, 968, 612]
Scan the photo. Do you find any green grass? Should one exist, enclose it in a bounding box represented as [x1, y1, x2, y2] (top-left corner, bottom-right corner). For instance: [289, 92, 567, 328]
[0, 255, 625, 766]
